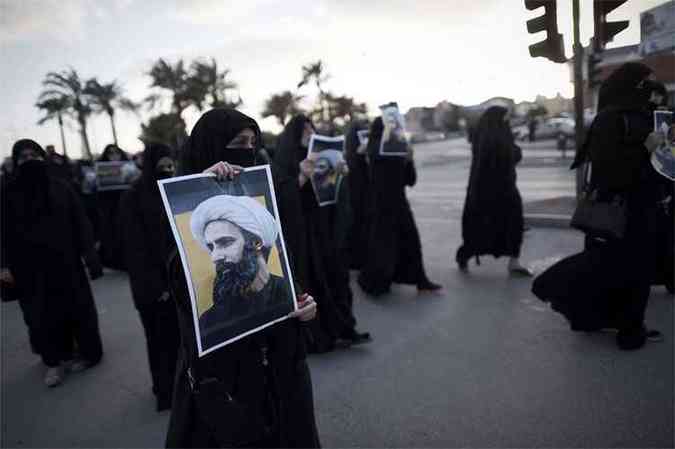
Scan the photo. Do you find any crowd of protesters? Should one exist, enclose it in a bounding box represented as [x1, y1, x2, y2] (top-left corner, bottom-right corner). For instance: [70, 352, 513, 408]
[0, 62, 672, 448]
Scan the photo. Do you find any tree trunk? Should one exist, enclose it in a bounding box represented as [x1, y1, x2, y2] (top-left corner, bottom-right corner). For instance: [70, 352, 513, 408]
[108, 109, 118, 146]
[57, 112, 68, 157]
[79, 117, 92, 160]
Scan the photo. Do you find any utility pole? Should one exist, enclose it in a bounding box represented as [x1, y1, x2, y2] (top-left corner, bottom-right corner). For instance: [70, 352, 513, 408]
[573, 0, 585, 199]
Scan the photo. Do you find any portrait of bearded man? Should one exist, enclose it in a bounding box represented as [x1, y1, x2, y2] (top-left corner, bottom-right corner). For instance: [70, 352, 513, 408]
[190, 194, 293, 349]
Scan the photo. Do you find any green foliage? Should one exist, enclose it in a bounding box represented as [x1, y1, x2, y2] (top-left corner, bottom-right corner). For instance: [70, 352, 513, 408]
[140, 113, 187, 150]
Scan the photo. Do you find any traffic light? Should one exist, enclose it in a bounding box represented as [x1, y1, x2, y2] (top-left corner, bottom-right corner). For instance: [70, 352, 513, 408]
[593, 0, 629, 50]
[587, 51, 603, 89]
[525, 0, 566, 63]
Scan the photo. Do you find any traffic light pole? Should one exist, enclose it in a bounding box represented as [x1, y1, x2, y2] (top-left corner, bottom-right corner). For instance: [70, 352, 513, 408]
[573, 0, 585, 199]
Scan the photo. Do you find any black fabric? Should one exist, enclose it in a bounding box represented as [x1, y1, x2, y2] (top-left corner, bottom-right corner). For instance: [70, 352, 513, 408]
[179, 108, 262, 175]
[456, 106, 524, 261]
[165, 253, 320, 449]
[357, 117, 429, 296]
[272, 115, 356, 350]
[1, 177, 103, 366]
[120, 143, 180, 402]
[165, 108, 320, 448]
[534, 104, 663, 336]
[99, 144, 130, 162]
[138, 301, 179, 403]
[344, 121, 370, 269]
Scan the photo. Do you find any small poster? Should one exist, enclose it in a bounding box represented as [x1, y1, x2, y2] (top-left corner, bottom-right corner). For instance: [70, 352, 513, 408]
[379, 102, 409, 157]
[158, 166, 297, 357]
[307, 134, 346, 207]
[95, 161, 139, 191]
[651, 110, 675, 181]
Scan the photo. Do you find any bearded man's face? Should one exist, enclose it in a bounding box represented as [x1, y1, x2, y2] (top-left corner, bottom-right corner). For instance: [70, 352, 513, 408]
[204, 220, 259, 303]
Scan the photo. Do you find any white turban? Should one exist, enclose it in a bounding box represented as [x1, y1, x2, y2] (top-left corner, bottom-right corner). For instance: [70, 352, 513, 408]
[190, 195, 278, 250]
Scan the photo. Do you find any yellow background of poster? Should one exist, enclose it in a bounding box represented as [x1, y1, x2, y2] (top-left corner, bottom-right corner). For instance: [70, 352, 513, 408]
[174, 196, 284, 317]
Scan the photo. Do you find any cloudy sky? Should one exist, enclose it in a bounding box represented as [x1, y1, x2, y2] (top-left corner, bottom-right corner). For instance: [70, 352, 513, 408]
[0, 0, 665, 159]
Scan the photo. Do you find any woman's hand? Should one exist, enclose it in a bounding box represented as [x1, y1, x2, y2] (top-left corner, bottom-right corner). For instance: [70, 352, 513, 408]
[644, 131, 665, 154]
[0, 269, 14, 285]
[298, 159, 315, 187]
[289, 293, 317, 322]
[204, 161, 243, 180]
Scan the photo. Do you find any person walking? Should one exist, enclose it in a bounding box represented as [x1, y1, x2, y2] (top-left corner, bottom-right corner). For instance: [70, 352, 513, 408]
[455, 106, 531, 275]
[120, 142, 180, 411]
[357, 117, 442, 296]
[1, 139, 104, 387]
[534, 62, 667, 350]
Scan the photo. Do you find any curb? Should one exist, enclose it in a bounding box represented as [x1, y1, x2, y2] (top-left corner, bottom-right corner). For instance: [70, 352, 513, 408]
[524, 213, 572, 229]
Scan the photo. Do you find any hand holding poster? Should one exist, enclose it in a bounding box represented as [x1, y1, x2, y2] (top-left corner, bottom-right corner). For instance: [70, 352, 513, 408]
[651, 110, 675, 181]
[357, 130, 369, 155]
[307, 134, 346, 206]
[158, 166, 297, 357]
[379, 102, 409, 157]
[95, 161, 139, 191]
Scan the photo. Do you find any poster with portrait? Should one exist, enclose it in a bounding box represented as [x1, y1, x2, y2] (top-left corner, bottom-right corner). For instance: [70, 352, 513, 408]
[95, 161, 139, 191]
[651, 110, 675, 181]
[307, 134, 346, 207]
[159, 166, 297, 357]
[379, 102, 409, 157]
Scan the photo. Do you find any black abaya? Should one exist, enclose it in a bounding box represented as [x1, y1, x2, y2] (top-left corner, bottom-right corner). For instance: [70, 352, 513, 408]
[357, 117, 430, 296]
[456, 107, 524, 263]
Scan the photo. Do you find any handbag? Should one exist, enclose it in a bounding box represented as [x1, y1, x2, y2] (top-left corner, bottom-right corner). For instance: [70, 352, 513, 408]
[186, 346, 278, 447]
[570, 161, 627, 240]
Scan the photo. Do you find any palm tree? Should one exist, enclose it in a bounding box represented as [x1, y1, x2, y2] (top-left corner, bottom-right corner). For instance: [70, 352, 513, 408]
[297, 60, 330, 122]
[325, 94, 368, 125]
[84, 78, 139, 146]
[146, 58, 201, 116]
[261, 91, 304, 126]
[35, 93, 71, 156]
[39, 68, 93, 159]
[190, 58, 242, 110]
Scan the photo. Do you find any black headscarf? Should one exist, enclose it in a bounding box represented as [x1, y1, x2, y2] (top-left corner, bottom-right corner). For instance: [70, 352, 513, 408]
[11, 139, 47, 169]
[10, 139, 50, 216]
[597, 62, 653, 112]
[180, 108, 262, 175]
[474, 106, 510, 161]
[99, 144, 130, 162]
[273, 114, 314, 179]
[141, 142, 173, 184]
[572, 62, 655, 168]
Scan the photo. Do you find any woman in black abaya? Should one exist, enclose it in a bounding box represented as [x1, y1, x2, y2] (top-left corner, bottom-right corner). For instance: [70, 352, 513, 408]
[165, 108, 320, 448]
[455, 106, 530, 275]
[344, 121, 371, 270]
[120, 143, 179, 411]
[357, 117, 441, 296]
[534, 62, 666, 350]
[273, 115, 368, 352]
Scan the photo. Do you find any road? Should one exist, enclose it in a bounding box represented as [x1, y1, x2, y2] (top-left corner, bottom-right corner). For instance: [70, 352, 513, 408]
[1, 138, 673, 448]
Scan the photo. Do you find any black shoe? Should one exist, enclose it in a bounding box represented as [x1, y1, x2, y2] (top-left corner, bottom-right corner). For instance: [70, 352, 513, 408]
[156, 395, 172, 412]
[418, 280, 443, 292]
[616, 327, 647, 351]
[455, 248, 469, 272]
[340, 330, 372, 346]
[646, 328, 664, 342]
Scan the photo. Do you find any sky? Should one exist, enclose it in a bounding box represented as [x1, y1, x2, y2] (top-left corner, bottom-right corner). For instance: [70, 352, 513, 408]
[0, 0, 667, 159]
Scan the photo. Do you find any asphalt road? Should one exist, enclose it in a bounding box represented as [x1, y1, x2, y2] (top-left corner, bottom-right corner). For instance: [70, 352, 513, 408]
[2, 139, 673, 448]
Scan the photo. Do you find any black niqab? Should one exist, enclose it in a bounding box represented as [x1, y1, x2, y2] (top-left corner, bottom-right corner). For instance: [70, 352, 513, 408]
[180, 108, 262, 174]
[274, 114, 313, 179]
[141, 142, 173, 185]
[597, 62, 653, 112]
